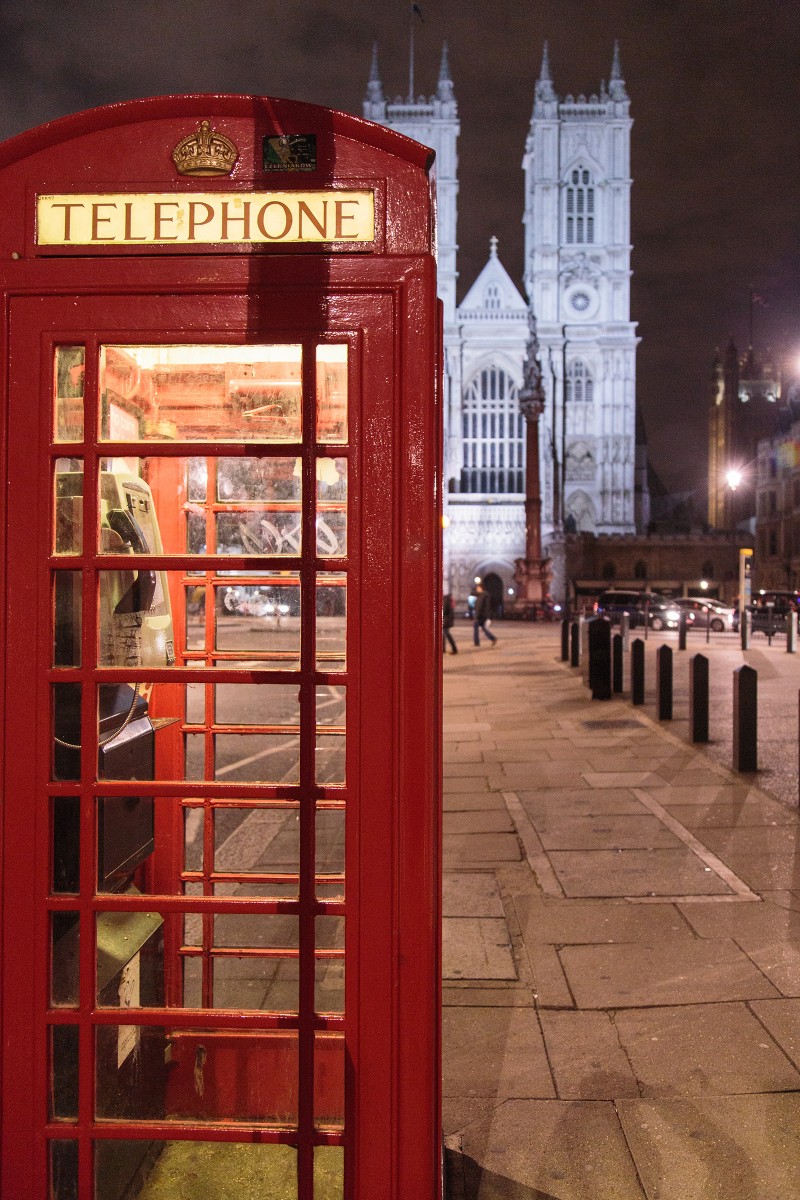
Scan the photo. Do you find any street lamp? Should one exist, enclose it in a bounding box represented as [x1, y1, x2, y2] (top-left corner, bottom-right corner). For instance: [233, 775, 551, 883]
[725, 467, 743, 491]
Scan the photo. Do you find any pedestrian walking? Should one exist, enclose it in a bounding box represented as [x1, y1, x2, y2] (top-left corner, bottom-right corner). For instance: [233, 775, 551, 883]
[443, 592, 458, 654]
[473, 583, 497, 647]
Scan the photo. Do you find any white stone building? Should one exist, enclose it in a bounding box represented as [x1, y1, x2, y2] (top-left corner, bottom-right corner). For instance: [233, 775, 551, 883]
[363, 40, 641, 608]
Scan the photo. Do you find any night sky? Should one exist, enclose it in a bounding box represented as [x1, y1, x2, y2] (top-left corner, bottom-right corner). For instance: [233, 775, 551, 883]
[1, 0, 798, 497]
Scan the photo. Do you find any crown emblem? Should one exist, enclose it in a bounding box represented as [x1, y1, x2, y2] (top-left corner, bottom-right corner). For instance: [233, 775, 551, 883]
[172, 121, 239, 177]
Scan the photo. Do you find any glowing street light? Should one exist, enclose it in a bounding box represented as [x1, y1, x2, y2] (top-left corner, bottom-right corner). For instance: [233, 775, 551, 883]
[726, 467, 743, 490]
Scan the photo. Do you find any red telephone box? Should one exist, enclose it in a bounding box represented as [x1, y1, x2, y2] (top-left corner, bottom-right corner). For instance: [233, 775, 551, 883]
[0, 95, 441, 1200]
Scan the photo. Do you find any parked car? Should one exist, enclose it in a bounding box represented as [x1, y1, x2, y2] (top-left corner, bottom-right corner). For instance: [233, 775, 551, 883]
[673, 597, 736, 632]
[733, 602, 792, 635]
[595, 590, 681, 631]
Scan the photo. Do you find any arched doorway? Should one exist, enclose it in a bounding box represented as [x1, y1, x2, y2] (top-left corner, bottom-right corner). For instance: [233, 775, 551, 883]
[483, 572, 504, 617]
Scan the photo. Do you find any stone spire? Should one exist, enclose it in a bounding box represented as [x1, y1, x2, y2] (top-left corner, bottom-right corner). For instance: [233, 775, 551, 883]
[519, 308, 546, 421]
[437, 41, 455, 102]
[365, 42, 384, 106]
[535, 41, 557, 105]
[608, 39, 628, 101]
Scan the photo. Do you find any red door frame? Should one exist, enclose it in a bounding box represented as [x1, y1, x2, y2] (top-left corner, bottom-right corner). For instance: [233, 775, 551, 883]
[0, 96, 441, 1200]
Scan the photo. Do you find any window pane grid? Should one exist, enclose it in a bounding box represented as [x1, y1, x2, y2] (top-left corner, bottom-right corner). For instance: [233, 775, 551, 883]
[459, 366, 525, 493]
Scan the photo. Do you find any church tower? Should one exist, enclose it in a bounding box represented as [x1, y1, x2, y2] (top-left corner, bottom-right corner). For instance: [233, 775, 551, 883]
[363, 42, 463, 571]
[524, 41, 639, 538]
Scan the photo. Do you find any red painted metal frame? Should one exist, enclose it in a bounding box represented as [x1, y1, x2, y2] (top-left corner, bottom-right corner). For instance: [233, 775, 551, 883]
[0, 95, 441, 1200]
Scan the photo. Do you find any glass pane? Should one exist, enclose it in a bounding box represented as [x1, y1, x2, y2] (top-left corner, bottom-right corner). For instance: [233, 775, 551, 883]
[316, 345, 348, 444]
[213, 734, 300, 784]
[315, 1146, 345, 1200]
[50, 1024, 79, 1120]
[54, 346, 85, 443]
[216, 579, 301, 668]
[211, 914, 299, 950]
[185, 682, 204, 724]
[214, 806, 300, 878]
[51, 912, 79, 1008]
[99, 345, 302, 442]
[50, 1139, 79, 1200]
[52, 797, 80, 894]
[97, 573, 174, 669]
[316, 808, 345, 888]
[316, 574, 346, 672]
[315, 958, 344, 1014]
[95, 1028, 299, 1124]
[95, 1142, 297, 1199]
[317, 687, 345, 786]
[213, 955, 299, 1011]
[54, 459, 83, 555]
[315, 1033, 345, 1129]
[215, 683, 299, 726]
[96, 795, 154, 893]
[94, 683, 164, 782]
[95, 911, 164, 1007]
[316, 458, 347, 557]
[53, 682, 81, 782]
[53, 572, 82, 666]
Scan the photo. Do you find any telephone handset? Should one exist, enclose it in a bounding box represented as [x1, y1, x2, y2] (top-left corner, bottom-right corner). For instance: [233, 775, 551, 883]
[105, 507, 157, 615]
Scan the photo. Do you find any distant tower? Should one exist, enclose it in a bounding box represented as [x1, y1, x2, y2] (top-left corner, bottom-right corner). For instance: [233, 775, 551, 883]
[363, 43, 462, 583]
[523, 41, 639, 538]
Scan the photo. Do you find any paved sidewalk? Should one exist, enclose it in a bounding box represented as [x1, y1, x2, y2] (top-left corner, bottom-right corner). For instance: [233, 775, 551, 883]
[442, 622, 800, 1200]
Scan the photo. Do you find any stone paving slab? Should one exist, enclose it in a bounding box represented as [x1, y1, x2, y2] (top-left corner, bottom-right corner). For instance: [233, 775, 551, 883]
[559, 939, 780, 1008]
[665, 798, 799, 827]
[514, 896, 694, 946]
[616, 1094, 800, 1200]
[455, 1099, 647, 1200]
[444, 873, 505, 918]
[547, 848, 734, 897]
[443, 918, 517, 981]
[535, 812, 683, 851]
[444, 811, 516, 835]
[539, 1011, 640, 1099]
[517, 786, 645, 811]
[614, 1002, 800, 1096]
[749, 998, 800, 1070]
[444, 790, 509, 811]
[443, 1008, 555, 1099]
[444, 834, 522, 867]
[678, 897, 800, 940]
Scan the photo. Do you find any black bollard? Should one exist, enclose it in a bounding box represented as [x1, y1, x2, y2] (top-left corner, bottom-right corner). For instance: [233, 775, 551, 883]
[570, 621, 580, 667]
[678, 611, 688, 651]
[740, 609, 751, 651]
[656, 644, 673, 720]
[689, 653, 709, 743]
[561, 617, 570, 661]
[612, 633, 623, 694]
[733, 664, 757, 772]
[588, 617, 612, 700]
[631, 638, 645, 705]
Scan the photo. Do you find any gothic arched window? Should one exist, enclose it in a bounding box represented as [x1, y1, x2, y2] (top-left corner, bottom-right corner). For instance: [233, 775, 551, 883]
[564, 167, 595, 245]
[484, 283, 502, 311]
[566, 360, 595, 436]
[460, 366, 525, 494]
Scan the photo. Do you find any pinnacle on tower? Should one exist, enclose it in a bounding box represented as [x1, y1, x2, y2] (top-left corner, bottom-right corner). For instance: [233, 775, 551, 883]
[365, 42, 385, 105]
[437, 41, 455, 102]
[608, 40, 628, 101]
[489, 234, 498, 258]
[534, 41, 557, 105]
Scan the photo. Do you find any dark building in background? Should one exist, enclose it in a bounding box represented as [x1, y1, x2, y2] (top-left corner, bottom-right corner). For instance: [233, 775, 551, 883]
[708, 338, 782, 532]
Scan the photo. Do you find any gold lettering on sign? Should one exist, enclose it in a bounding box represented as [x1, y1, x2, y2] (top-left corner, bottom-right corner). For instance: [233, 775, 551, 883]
[36, 191, 375, 246]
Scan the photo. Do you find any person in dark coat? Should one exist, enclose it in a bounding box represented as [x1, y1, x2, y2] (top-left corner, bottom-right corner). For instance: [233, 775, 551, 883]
[443, 593, 458, 654]
[473, 583, 497, 647]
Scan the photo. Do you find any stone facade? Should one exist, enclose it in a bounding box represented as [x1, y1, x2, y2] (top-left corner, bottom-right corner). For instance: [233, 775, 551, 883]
[363, 40, 642, 606]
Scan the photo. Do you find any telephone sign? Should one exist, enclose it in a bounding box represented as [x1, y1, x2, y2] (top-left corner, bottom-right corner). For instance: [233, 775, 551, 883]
[0, 95, 442, 1200]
